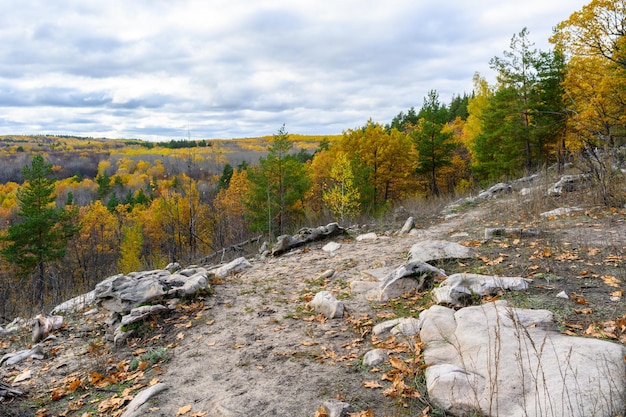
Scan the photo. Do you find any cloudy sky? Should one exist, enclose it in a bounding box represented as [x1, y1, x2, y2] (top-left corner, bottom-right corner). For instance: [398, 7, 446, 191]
[0, 0, 588, 141]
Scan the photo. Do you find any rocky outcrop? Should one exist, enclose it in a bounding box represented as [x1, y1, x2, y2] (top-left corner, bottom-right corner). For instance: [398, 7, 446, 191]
[272, 223, 346, 256]
[419, 301, 626, 417]
[547, 174, 592, 195]
[94, 267, 210, 314]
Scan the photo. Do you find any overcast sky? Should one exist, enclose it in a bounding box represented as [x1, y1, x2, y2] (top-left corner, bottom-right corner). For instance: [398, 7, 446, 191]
[0, 1, 588, 141]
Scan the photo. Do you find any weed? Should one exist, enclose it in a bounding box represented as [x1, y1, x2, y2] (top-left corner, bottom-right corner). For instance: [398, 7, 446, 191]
[129, 346, 169, 370]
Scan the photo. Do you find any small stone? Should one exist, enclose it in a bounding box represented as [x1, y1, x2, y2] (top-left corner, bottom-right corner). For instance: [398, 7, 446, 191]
[363, 349, 388, 367]
[322, 242, 342, 253]
[556, 291, 569, 299]
[13, 369, 32, 384]
[356, 232, 378, 241]
[321, 399, 352, 417]
[400, 217, 415, 234]
[318, 269, 335, 279]
[310, 291, 344, 319]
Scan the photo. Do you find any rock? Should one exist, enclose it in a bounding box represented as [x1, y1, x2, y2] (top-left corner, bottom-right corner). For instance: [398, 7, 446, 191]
[400, 217, 415, 234]
[318, 269, 335, 279]
[390, 317, 421, 337]
[120, 304, 170, 327]
[310, 291, 344, 319]
[363, 349, 388, 367]
[13, 369, 32, 384]
[120, 383, 168, 417]
[373, 319, 403, 339]
[322, 242, 342, 253]
[51, 290, 96, 314]
[95, 267, 209, 314]
[356, 232, 378, 241]
[320, 399, 352, 417]
[556, 291, 569, 299]
[1, 345, 44, 366]
[212, 257, 252, 279]
[373, 317, 421, 339]
[165, 262, 181, 273]
[484, 227, 541, 240]
[408, 240, 473, 263]
[432, 273, 531, 305]
[449, 232, 469, 239]
[477, 182, 512, 199]
[420, 301, 626, 417]
[379, 262, 446, 302]
[271, 223, 346, 256]
[31, 314, 64, 343]
[540, 207, 583, 218]
[547, 174, 591, 195]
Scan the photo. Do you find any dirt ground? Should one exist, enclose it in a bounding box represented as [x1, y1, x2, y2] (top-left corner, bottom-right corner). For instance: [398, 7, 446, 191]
[1, 188, 625, 417]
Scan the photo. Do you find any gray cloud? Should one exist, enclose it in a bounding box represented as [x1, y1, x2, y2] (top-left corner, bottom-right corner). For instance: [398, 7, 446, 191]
[0, 0, 588, 140]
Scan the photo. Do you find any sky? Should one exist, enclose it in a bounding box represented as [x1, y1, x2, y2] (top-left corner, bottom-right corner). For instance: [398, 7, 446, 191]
[0, 0, 589, 141]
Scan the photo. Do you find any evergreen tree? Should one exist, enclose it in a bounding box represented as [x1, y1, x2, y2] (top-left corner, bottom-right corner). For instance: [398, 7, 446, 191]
[246, 125, 311, 237]
[219, 163, 234, 189]
[1, 155, 80, 311]
[412, 90, 456, 195]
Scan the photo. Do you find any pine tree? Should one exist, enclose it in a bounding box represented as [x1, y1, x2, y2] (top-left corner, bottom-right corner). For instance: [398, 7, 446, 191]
[412, 90, 456, 195]
[246, 125, 311, 236]
[1, 155, 80, 312]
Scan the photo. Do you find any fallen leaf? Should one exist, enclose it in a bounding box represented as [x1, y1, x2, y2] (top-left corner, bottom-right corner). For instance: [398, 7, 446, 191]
[611, 290, 623, 298]
[363, 380, 383, 389]
[314, 406, 329, 417]
[176, 332, 184, 340]
[571, 294, 588, 305]
[206, 320, 216, 325]
[574, 308, 594, 315]
[301, 340, 319, 346]
[149, 378, 159, 386]
[389, 357, 410, 373]
[601, 275, 621, 287]
[207, 341, 216, 347]
[177, 404, 193, 416]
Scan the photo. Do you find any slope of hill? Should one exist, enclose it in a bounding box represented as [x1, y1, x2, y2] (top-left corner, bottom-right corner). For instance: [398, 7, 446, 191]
[1, 174, 625, 416]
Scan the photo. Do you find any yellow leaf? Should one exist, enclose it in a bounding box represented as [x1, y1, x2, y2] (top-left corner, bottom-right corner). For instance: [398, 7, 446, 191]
[610, 290, 623, 298]
[207, 341, 216, 347]
[149, 378, 159, 386]
[176, 332, 185, 340]
[177, 404, 193, 416]
[301, 340, 319, 346]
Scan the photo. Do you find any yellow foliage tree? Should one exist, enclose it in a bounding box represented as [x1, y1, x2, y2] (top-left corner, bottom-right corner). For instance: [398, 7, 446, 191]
[213, 169, 251, 247]
[322, 152, 360, 221]
[118, 223, 143, 274]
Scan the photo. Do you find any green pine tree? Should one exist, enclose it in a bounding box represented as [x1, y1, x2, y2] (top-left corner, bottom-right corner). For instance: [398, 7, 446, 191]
[1, 155, 80, 312]
[412, 90, 456, 195]
[246, 125, 311, 237]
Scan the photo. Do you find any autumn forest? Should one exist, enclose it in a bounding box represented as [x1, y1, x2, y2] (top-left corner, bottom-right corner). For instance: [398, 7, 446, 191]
[1, 0, 625, 317]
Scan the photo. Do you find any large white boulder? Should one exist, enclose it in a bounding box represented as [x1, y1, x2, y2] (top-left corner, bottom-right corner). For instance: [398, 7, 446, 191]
[420, 301, 626, 417]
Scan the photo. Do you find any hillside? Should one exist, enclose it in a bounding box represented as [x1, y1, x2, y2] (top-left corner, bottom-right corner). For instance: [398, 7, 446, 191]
[1, 174, 625, 416]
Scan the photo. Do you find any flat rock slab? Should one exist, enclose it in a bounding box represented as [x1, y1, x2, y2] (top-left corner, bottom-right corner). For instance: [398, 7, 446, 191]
[432, 273, 531, 305]
[408, 240, 473, 263]
[419, 301, 626, 417]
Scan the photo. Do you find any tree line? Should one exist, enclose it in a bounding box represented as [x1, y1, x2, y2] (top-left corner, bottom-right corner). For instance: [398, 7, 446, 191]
[0, 0, 624, 317]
